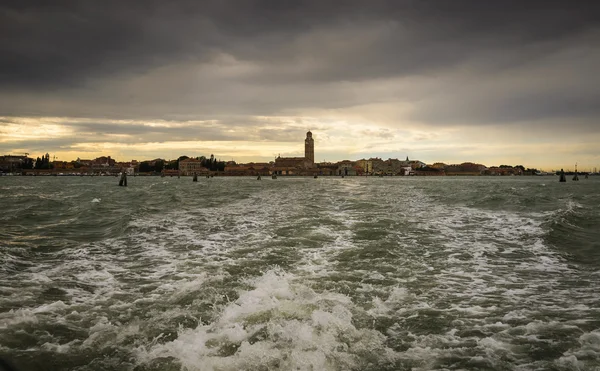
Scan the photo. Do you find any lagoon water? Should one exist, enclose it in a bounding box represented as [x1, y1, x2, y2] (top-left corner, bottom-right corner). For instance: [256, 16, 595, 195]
[1, 176, 599, 370]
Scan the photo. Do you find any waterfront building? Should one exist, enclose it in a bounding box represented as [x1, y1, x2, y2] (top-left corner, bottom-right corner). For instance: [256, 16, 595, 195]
[336, 160, 357, 176]
[224, 163, 270, 176]
[485, 166, 518, 176]
[356, 158, 385, 174]
[270, 166, 299, 176]
[401, 166, 413, 176]
[381, 158, 405, 175]
[316, 162, 338, 176]
[51, 161, 68, 169]
[76, 158, 94, 167]
[274, 156, 310, 168]
[179, 158, 208, 175]
[274, 131, 315, 171]
[93, 156, 116, 167]
[0, 155, 30, 173]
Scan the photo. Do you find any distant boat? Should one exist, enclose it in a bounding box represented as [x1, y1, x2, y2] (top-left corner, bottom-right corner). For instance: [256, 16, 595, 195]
[272, 174, 277, 179]
[573, 163, 579, 181]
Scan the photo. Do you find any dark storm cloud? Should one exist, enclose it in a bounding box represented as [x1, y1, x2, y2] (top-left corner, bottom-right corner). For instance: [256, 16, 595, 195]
[2, 0, 599, 88]
[1, 0, 600, 133]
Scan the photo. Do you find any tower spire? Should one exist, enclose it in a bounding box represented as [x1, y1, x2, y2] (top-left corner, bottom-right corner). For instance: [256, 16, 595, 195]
[305, 131, 314, 166]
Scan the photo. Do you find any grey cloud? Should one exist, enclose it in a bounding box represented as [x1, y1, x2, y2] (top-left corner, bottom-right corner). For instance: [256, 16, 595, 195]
[0, 118, 309, 155]
[0, 137, 99, 154]
[2, 0, 599, 89]
[1, 0, 600, 137]
[408, 43, 600, 128]
[67, 122, 231, 141]
[65, 119, 308, 142]
[358, 128, 396, 139]
[256, 127, 308, 142]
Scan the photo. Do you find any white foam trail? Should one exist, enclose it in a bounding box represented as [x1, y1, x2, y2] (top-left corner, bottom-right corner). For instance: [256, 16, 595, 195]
[136, 269, 397, 371]
[3, 178, 599, 370]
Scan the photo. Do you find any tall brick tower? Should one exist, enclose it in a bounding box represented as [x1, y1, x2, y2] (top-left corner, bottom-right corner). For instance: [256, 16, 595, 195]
[305, 131, 314, 166]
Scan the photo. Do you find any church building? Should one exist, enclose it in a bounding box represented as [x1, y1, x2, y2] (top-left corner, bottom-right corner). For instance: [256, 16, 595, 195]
[274, 131, 315, 170]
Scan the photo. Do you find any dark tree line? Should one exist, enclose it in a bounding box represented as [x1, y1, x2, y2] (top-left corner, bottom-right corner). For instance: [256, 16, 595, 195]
[20, 158, 34, 169]
[138, 154, 225, 173]
[34, 154, 52, 169]
[167, 154, 225, 171]
[139, 160, 164, 173]
[200, 154, 225, 171]
[164, 156, 189, 170]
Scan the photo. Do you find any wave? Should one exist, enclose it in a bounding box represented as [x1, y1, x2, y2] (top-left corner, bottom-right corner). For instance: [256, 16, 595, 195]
[136, 269, 398, 371]
[545, 198, 600, 265]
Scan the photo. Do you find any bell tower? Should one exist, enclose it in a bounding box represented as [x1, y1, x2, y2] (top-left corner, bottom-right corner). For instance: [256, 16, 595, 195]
[305, 131, 314, 166]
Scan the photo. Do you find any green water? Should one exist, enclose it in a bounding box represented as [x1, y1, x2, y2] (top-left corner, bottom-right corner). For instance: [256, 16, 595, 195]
[1, 176, 599, 370]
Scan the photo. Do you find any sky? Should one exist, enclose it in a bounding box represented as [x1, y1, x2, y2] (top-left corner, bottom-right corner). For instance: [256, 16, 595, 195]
[1, 0, 599, 171]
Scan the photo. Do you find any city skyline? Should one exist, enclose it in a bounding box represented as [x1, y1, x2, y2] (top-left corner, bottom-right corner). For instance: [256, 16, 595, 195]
[1, 123, 596, 172]
[7, 149, 588, 174]
[1, 1, 599, 170]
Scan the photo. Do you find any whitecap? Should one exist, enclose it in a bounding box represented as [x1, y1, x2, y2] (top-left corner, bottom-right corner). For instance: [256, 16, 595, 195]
[135, 269, 398, 371]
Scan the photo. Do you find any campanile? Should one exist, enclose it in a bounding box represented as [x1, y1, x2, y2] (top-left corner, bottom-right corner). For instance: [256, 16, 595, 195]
[305, 131, 314, 165]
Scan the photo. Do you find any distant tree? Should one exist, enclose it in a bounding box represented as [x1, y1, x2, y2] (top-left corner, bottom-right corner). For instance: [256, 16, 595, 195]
[164, 160, 178, 170]
[420, 166, 441, 172]
[182, 154, 225, 171]
[154, 160, 164, 173]
[139, 161, 153, 173]
[34, 155, 52, 169]
[22, 158, 34, 169]
[200, 157, 209, 169]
